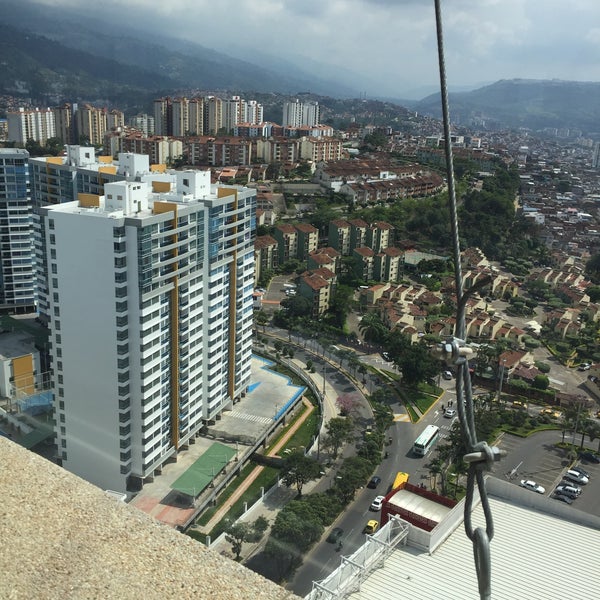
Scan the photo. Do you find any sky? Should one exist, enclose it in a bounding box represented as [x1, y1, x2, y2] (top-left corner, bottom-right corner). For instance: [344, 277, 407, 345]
[34, 0, 600, 98]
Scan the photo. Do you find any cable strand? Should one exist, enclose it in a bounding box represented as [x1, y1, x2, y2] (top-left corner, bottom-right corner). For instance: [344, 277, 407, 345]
[434, 2, 496, 598]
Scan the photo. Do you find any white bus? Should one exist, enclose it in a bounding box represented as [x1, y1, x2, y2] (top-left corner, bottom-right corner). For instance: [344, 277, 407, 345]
[413, 425, 440, 456]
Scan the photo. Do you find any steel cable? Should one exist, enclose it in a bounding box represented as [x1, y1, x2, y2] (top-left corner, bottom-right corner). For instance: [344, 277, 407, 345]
[433, 1, 501, 597]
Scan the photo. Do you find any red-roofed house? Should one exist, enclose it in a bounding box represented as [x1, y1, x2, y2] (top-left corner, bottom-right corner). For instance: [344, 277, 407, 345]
[299, 268, 337, 316]
[308, 247, 341, 273]
[254, 235, 278, 283]
[374, 246, 404, 282]
[273, 224, 298, 262]
[353, 246, 375, 281]
[328, 219, 352, 255]
[295, 223, 319, 260]
[368, 221, 394, 253]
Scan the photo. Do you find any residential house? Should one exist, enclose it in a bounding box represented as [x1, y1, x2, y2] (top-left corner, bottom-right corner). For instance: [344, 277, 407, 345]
[254, 235, 278, 283]
[328, 219, 352, 255]
[295, 223, 319, 261]
[353, 247, 375, 281]
[299, 267, 336, 317]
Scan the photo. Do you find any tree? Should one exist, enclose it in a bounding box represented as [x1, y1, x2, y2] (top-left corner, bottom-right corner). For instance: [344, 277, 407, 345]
[329, 284, 354, 328]
[225, 522, 253, 560]
[397, 343, 439, 387]
[280, 452, 322, 496]
[585, 252, 600, 284]
[336, 393, 360, 417]
[372, 401, 394, 432]
[586, 285, 600, 303]
[321, 417, 356, 460]
[280, 295, 312, 318]
[531, 374, 549, 390]
[270, 503, 323, 552]
[358, 311, 388, 343]
[332, 456, 372, 503]
[255, 310, 269, 332]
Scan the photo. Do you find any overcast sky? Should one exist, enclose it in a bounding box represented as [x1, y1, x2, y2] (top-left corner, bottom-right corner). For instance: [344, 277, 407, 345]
[36, 0, 600, 98]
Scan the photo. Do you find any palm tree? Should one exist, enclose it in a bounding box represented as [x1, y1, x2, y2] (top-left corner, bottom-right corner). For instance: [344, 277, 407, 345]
[426, 458, 443, 491]
[579, 418, 593, 449]
[358, 311, 388, 344]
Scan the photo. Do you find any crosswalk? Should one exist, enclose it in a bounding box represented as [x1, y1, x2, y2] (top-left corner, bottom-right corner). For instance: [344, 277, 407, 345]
[228, 410, 273, 425]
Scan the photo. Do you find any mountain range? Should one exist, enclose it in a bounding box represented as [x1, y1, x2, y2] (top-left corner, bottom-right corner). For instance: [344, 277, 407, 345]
[413, 79, 600, 134]
[2, 1, 600, 134]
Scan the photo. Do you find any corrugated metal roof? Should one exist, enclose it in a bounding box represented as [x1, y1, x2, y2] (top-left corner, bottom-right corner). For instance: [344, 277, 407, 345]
[346, 496, 600, 600]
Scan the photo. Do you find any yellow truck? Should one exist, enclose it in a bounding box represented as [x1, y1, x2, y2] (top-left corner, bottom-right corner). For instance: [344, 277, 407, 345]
[392, 471, 409, 490]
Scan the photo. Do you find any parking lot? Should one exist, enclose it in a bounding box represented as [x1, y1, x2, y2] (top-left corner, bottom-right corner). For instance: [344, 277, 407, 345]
[496, 429, 600, 517]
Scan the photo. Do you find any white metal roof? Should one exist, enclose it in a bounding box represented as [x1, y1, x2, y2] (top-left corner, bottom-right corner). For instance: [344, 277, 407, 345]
[345, 491, 600, 599]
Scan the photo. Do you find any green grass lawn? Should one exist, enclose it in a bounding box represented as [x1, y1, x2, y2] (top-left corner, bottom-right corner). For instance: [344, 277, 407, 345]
[190, 401, 319, 540]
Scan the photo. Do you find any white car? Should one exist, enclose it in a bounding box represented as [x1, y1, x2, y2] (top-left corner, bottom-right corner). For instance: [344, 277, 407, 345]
[520, 480, 545, 494]
[564, 470, 589, 485]
[370, 495, 385, 511]
[444, 408, 456, 418]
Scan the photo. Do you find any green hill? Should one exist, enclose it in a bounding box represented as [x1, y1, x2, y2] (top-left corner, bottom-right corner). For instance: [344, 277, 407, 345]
[414, 79, 600, 133]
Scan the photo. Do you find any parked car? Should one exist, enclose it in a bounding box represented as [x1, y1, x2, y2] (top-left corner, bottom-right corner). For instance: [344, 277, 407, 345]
[364, 519, 379, 534]
[578, 363, 591, 371]
[540, 408, 561, 418]
[370, 495, 385, 511]
[367, 476, 382, 489]
[382, 352, 391, 362]
[555, 484, 581, 499]
[327, 527, 344, 543]
[564, 470, 589, 485]
[512, 400, 526, 409]
[520, 480, 545, 494]
[579, 452, 600, 464]
[553, 494, 573, 505]
[571, 465, 591, 478]
[442, 370, 453, 380]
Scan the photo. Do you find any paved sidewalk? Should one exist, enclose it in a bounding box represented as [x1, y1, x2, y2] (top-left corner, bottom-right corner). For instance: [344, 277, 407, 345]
[198, 398, 315, 534]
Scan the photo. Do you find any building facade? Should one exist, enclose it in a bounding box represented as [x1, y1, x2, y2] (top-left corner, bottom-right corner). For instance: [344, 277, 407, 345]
[0, 148, 35, 312]
[35, 170, 256, 493]
[7, 108, 56, 145]
[282, 100, 320, 127]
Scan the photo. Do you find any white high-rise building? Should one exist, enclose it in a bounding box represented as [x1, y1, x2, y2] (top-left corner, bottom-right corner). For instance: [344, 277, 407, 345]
[36, 169, 256, 493]
[282, 100, 320, 127]
[7, 107, 56, 145]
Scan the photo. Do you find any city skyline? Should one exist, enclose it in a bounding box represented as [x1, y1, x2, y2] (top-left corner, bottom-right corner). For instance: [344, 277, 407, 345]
[26, 0, 600, 99]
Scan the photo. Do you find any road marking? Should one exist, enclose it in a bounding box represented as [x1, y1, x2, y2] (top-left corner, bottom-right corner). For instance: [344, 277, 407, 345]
[228, 410, 273, 425]
[393, 414, 411, 422]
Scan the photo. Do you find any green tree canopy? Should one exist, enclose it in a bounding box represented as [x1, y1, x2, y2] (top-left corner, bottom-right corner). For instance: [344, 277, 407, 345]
[322, 417, 356, 459]
[280, 452, 322, 496]
[396, 342, 440, 386]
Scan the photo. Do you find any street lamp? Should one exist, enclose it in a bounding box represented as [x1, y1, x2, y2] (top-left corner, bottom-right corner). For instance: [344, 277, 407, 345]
[322, 366, 326, 396]
[497, 359, 506, 404]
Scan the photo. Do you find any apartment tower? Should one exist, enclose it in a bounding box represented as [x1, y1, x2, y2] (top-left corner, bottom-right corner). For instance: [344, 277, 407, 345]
[35, 167, 256, 493]
[0, 148, 35, 312]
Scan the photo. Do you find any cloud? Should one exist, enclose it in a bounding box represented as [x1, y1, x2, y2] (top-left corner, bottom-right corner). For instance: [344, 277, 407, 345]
[25, 0, 600, 96]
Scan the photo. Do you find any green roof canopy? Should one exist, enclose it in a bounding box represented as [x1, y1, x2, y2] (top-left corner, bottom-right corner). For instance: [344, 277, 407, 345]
[170, 442, 237, 497]
[19, 427, 54, 449]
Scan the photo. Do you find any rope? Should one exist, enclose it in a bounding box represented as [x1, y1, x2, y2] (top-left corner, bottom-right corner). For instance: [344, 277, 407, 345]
[433, 2, 502, 598]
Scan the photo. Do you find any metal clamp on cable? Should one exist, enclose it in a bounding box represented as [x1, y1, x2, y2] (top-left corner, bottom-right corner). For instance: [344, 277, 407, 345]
[464, 442, 506, 472]
[433, 336, 475, 366]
